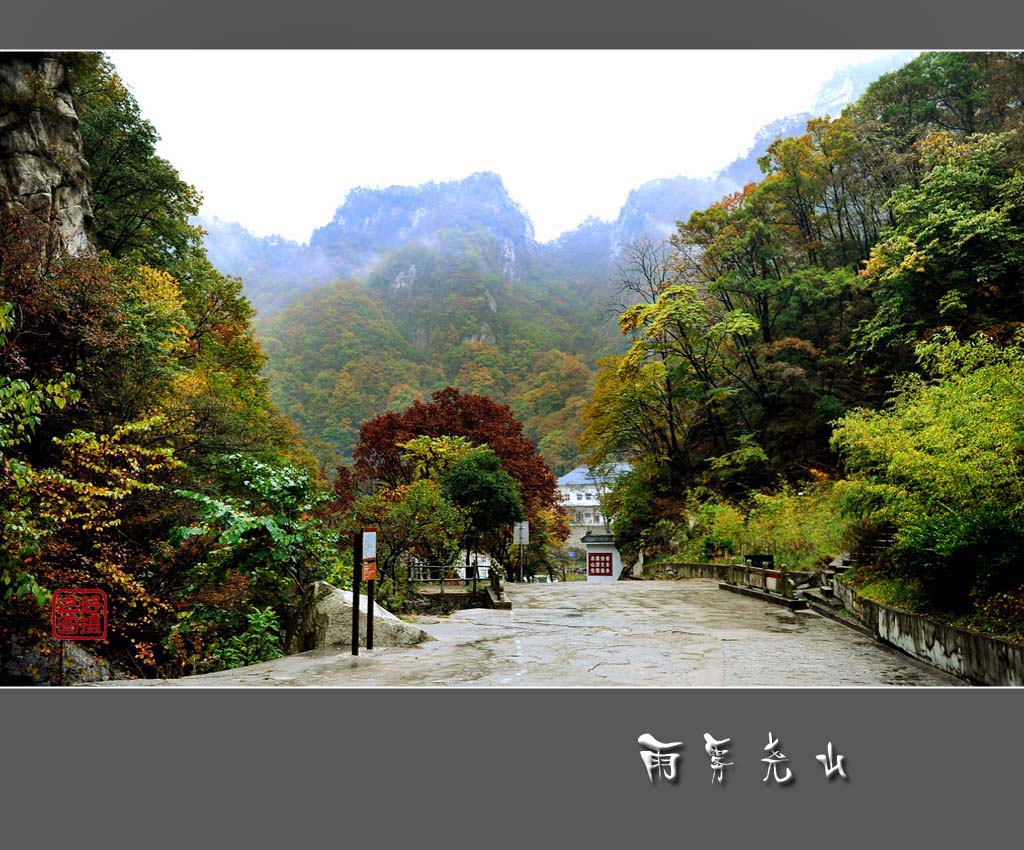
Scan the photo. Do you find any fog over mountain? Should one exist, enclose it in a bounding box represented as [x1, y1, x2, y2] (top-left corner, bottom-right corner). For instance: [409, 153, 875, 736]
[200, 52, 915, 319]
[194, 51, 918, 471]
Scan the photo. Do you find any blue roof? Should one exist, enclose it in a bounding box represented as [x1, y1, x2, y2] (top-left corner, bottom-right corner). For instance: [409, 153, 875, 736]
[556, 464, 631, 486]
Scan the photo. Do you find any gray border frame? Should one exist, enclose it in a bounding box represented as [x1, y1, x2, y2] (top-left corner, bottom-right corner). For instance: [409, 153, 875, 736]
[3, 2, 1024, 847]
[2, 0, 1024, 48]
[2, 687, 1022, 848]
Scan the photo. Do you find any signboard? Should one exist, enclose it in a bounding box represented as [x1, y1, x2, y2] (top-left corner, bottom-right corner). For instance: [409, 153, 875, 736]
[588, 553, 613, 577]
[513, 521, 529, 546]
[361, 527, 377, 582]
[362, 528, 377, 560]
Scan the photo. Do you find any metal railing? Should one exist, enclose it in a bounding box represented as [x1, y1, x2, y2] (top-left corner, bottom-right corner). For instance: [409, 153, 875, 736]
[408, 564, 489, 595]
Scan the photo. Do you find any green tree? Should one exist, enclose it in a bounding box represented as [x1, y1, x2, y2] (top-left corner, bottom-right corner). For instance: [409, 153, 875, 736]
[397, 434, 480, 481]
[833, 330, 1024, 622]
[0, 301, 79, 606]
[352, 479, 467, 608]
[855, 130, 1024, 367]
[173, 454, 339, 636]
[69, 54, 204, 266]
[441, 447, 525, 576]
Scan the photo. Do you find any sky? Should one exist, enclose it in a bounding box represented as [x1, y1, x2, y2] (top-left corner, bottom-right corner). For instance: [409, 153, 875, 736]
[107, 50, 906, 244]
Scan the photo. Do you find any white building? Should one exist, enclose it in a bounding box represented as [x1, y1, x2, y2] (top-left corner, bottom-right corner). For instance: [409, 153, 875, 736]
[456, 550, 492, 580]
[556, 464, 630, 548]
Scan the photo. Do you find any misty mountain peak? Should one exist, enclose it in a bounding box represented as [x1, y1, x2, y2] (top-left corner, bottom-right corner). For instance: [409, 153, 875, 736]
[309, 170, 536, 266]
[202, 52, 919, 316]
[810, 51, 918, 117]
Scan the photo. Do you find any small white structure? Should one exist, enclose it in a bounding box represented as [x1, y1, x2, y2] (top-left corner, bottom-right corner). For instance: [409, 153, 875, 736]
[581, 531, 624, 583]
[456, 550, 491, 580]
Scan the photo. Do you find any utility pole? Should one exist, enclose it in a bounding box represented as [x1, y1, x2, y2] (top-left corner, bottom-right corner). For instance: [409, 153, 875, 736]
[513, 521, 529, 583]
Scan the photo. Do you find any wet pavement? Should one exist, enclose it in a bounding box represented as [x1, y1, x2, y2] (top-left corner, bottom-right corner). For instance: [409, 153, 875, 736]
[106, 580, 964, 686]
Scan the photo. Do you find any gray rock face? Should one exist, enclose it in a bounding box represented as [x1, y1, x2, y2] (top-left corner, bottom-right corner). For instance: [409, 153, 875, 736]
[501, 236, 516, 279]
[0, 53, 93, 256]
[2, 635, 121, 685]
[287, 580, 434, 653]
[393, 263, 417, 289]
[462, 321, 496, 346]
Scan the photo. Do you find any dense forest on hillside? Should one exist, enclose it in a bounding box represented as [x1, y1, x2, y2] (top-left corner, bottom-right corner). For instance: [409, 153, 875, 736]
[260, 230, 612, 473]
[0, 53, 343, 680]
[211, 55, 914, 476]
[584, 52, 1024, 638]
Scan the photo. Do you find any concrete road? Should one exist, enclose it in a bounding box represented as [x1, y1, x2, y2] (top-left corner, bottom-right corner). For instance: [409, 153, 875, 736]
[105, 580, 963, 686]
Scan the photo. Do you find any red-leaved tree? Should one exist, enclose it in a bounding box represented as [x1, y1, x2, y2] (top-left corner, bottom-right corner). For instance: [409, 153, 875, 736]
[353, 387, 560, 522]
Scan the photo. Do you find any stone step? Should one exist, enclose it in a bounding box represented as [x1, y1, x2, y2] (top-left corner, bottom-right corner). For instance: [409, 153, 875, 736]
[801, 593, 876, 640]
[799, 587, 842, 610]
[719, 582, 807, 610]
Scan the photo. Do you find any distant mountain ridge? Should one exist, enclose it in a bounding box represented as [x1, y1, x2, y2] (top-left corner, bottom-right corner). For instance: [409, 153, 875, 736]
[200, 52, 916, 318]
[205, 171, 540, 316]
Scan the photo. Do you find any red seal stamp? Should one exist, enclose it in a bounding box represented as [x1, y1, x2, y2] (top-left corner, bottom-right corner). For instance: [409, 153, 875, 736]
[52, 589, 108, 641]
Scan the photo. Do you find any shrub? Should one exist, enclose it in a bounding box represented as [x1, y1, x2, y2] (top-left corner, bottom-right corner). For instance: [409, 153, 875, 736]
[833, 331, 1024, 619]
[209, 607, 283, 670]
[672, 484, 846, 570]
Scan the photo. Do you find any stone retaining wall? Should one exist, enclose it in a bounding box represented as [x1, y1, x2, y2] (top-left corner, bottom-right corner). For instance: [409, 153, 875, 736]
[657, 562, 729, 580]
[834, 577, 1024, 686]
[658, 562, 813, 594]
[404, 591, 490, 615]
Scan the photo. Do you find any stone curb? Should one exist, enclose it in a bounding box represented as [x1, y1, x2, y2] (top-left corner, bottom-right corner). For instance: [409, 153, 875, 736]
[718, 582, 807, 610]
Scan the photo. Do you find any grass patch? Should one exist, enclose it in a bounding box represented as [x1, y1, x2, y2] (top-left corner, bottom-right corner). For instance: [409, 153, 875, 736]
[669, 482, 847, 570]
[855, 577, 925, 612]
[845, 569, 1024, 642]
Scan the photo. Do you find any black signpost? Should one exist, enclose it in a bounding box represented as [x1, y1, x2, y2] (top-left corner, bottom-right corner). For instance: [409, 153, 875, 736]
[351, 531, 361, 656]
[366, 575, 374, 650]
[363, 528, 377, 650]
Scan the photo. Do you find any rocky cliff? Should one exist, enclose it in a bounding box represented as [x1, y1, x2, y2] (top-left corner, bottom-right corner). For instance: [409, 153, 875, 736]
[0, 52, 93, 256]
[310, 170, 536, 267]
[202, 171, 538, 316]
